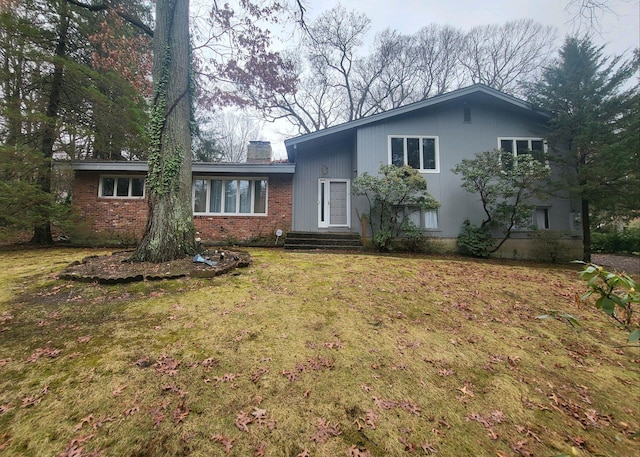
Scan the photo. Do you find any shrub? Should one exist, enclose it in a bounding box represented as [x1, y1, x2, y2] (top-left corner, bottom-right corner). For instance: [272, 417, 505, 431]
[531, 230, 567, 263]
[591, 227, 640, 254]
[457, 219, 492, 258]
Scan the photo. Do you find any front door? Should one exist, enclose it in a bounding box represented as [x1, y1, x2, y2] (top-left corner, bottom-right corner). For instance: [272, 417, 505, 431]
[318, 179, 350, 229]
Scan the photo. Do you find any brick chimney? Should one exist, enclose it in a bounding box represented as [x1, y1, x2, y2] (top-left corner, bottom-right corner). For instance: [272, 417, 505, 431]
[246, 141, 272, 164]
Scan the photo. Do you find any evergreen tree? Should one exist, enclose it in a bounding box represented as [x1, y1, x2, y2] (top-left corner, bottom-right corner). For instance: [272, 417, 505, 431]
[527, 37, 639, 261]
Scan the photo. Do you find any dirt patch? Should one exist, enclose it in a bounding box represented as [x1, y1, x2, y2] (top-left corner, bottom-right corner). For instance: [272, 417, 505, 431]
[59, 249, 251, 283]
[591, 253, 639, 275]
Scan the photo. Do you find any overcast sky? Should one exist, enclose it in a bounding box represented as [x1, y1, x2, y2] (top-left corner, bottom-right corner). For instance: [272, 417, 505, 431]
[300, 0, 638, 55]
[265, 0, 639, 158]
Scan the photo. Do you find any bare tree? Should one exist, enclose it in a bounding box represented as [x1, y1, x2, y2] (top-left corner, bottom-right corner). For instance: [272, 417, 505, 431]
[305, 4, 370, 123]
[459, 19, 557, 95]
[414, 24, 465, 97]
[213, 111, 264, 163]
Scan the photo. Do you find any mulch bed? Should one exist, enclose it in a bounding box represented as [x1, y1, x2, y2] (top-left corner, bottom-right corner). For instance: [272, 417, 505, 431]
[59, 249, 251, 284]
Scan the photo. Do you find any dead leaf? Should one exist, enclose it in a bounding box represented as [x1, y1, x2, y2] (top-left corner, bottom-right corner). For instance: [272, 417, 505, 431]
[172, 402, 190, 423]
[422, 441, 437, 455]
[296, 451, 310, 457]
[254, 441, 266, 457]
[112, 385, 127, 397]
[347, 445, 372, 457]
[310, 419, 341, 443]
[235, 410, 253, 432]
[211, 433, 234, 453]
[77, 336, 91, 343]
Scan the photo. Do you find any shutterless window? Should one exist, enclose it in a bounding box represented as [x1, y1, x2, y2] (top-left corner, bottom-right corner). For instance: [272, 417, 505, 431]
[100, 176, 145, 198]
[389, 136, 439, 172]
[499, 138, 546, 167]
[193, 178, 268, 215]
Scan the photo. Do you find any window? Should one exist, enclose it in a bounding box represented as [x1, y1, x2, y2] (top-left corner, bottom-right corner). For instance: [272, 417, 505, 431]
[498, 137, 546, 169]
[405, 207, 438, 230]
[535, 207, 550, 230]
[516, 207, 551, 231]
[389, 136, 439, 172]
[99, 176, 145, 198]
[193, 178, 268, 215]
[424, 209, 438, 229]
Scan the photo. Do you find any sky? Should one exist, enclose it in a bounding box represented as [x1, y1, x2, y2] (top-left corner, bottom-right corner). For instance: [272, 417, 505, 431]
[264, 0, 640, 158]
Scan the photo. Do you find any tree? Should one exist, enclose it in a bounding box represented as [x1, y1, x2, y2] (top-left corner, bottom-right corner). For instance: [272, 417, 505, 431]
[212, 111, 263, 163]
[0, 0, 152, 243]
[352, 164, 439, 251]
[65, 0, 304, 261]
[458, 19, 556, 95]
[130, 0, 194, 262]
[527, 36, 639, 261]
[451, 150, 550, 256]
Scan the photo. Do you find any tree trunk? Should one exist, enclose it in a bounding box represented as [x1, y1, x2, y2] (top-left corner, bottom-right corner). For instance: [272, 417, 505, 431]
[131, 0, 195, 262]
[31, 6, 69, 245]
[581, 198, 592, 263]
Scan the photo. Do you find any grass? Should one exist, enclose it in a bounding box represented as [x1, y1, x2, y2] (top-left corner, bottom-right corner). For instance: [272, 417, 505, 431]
[0, 248, 638, 457]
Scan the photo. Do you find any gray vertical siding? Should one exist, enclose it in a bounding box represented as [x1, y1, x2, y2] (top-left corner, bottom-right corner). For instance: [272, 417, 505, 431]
[292, 138, 355, 232]
[355, 100, 573, 237]
[290, 92, 576, 237]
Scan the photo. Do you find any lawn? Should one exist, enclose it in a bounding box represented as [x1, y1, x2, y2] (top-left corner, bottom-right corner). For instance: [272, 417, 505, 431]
[0, 248, 638, 457]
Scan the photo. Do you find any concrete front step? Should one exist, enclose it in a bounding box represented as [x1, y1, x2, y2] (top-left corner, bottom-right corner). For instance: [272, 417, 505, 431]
[284, 231, 363, 251]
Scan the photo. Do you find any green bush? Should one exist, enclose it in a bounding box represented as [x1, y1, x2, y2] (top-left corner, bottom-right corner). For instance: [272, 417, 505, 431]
[591, 227, 640, 254]
[457, 219, 492, 258]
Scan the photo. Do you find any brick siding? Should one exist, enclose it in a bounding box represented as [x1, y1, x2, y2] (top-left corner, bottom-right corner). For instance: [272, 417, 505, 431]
[72, 171, 292, 242]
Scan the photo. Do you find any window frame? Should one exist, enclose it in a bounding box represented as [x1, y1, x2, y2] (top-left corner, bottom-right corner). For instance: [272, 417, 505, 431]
[192, 177, 269, 216]
[497, 137, 548, 168]
[404, 206, 439, 231]
[98, 175, 146, 199]
[388, 135, 440, 173]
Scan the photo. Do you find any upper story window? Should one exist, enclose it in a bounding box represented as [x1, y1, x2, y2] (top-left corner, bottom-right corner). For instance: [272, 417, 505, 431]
[498, 137, 546, 169]
[193, 178, 267, 215]
[99, 176, 145, 198]
[389, 136, 440, 173]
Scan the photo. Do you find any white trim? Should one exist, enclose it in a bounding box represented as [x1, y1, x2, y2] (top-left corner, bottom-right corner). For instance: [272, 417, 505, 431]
[192, 177, 269, 216]
[98, 175, 145, 199]
[497, 137, 548, 167]
[387, 135, 440, 173]
[318, 178, 351, 228]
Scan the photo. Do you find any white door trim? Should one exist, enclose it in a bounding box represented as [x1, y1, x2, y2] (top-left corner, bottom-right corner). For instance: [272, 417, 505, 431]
[318, 178, 350, 228]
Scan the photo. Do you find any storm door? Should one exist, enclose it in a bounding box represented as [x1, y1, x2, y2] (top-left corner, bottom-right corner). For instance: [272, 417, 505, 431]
[318, 179, 350, 228]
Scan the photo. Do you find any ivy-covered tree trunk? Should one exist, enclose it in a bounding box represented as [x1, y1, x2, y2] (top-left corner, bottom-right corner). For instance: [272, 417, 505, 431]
[131, 0, 195, 262]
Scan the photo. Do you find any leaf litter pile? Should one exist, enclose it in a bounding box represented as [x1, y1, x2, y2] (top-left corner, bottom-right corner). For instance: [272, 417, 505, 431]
[0, 248, 638, 456]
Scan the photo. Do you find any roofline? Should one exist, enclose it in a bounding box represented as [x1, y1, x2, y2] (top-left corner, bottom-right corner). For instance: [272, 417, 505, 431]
[71, 161, 295, 174]
[284, 84, 550, 149]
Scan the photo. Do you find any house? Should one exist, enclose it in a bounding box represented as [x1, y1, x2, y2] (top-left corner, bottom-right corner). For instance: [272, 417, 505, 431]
[71, 141, 295, 243]
[70, 84, 582, 257]
[283, 83, 581, 257]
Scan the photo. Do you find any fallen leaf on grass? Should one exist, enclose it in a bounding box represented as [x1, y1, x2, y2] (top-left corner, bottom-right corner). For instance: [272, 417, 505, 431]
[235, 410, 253, 432]
[112, 385, 127, 397]
[58, 434, 95, 457]
[211, 434, 234, 453]
[0, 358, 12, 367]
[310, 419, 341, 443]
[77, 336, 91, 343]
[173, 402, 190, 423]
[421, 441, 437, 455]
[74, 415, 94, 432]
[154, 354, 181, 376]
[254, 441, 266, 457]
[282, 370, 299, 382]
[26, 347, 61, 363]
[347, 445, 372, 457]
[296, 451, 310, 457]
